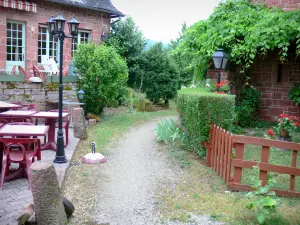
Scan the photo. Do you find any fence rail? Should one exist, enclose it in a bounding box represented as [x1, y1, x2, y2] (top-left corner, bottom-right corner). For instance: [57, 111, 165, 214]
[204, 123, 300, 198]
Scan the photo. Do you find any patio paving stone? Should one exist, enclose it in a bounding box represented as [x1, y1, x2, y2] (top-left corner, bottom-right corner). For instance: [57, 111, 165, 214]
[0, 128, 79, 224]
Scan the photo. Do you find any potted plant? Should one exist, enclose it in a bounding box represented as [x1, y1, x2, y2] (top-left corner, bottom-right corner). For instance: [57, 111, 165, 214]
[274, 114, 299, 138]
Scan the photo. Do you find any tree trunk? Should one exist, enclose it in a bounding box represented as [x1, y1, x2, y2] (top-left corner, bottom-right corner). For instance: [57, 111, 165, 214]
[30, 161, 68, 225]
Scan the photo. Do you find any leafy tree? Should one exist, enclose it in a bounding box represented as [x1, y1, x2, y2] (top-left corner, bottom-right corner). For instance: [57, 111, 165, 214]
[141, 43, 179, 105]
[107, 17, 146, 87]
[176, 0, 300, 96]
[169, 22, 194, 86]
[74, 43, 128, 114]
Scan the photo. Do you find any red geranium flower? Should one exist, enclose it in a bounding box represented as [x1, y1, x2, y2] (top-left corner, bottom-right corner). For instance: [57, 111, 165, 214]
[296, 121, 299, 127]
[268, 129, 274, 137]
[280, 114, 283, 118]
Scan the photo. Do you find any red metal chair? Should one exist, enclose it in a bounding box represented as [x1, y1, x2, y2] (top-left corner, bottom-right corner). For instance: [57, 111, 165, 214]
[10, 66, 17, 75]
[0, 138, 41, 189]
[18, 65, 26, 76]
[46, 109, 70, 145]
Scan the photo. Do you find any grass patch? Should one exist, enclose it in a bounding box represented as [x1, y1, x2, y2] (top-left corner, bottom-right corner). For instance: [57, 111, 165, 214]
[177, 87, 208, 94]
[157, 122, 300, 225]
[157, 154, 300, 225]
[62, 105, 177, 224]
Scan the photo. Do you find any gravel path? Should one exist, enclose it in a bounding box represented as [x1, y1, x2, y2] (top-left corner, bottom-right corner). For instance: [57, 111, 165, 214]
[93, 119, 222, 225]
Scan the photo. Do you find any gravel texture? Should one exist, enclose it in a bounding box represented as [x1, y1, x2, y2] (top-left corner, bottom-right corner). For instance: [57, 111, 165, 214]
[94, 119, 222, 225]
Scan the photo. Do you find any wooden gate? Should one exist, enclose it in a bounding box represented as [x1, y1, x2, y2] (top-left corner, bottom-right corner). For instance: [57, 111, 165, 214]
[204, 123, 300, 197]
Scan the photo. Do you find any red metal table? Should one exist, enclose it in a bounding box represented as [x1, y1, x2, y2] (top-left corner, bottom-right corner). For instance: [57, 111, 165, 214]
[0, 124, 49, 181]
[30, 112, 69, 151]
[0, 101, 22, 111]
[0, 110, 36, 123]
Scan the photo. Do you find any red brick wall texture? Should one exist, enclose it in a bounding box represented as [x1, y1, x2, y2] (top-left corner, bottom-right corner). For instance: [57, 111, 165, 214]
[250, 52, 300, 121]
[250, 0, 300, 10]
[0, 0, 110, 75]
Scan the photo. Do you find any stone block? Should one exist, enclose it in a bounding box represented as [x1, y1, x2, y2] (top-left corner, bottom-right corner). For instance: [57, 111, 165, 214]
[73, 107, 87, 139]
[0, 94, 10, 101]
[89, 119, 97, 125]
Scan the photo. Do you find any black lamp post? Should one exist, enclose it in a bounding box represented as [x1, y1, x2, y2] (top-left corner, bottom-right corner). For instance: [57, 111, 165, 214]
[47, 13, 80, 163]
[212, 48, 228, 84]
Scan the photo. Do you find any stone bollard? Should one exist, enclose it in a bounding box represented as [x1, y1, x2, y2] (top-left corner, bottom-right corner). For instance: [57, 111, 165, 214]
[30, 161, 68, 225]
[73, 107, 87, 139]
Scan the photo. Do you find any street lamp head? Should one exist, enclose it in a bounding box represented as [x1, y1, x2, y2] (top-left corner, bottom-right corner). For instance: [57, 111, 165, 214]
[77, 89, 85, 101]
[68, 16, 80, 37]
[53, 12, 66, 33]
[212, 48, 229, 70]
[47, 16, 55, 35]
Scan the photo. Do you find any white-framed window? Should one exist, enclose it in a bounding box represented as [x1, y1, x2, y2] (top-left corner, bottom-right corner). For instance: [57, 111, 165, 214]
[38, 26, 59, 64]
[71, 31, 91, 57]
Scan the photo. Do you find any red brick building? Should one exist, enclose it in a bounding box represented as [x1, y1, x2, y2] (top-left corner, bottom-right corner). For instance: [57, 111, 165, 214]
[208, 0, 300, 121]
[0, 0, 124, 76]
[249, 0, 300, 120]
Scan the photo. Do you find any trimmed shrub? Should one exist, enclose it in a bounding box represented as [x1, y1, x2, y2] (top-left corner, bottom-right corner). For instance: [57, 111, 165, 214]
[74, 43, 128, 115]
[177, 92, 235, 157]
[235, 86, 261, 127]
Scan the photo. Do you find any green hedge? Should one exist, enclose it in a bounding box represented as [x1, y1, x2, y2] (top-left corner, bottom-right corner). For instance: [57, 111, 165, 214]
[177, 92, 235, 157]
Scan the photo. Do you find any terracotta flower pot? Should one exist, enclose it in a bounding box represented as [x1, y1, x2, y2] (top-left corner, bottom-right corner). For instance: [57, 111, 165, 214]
[280, 129, 289, 138]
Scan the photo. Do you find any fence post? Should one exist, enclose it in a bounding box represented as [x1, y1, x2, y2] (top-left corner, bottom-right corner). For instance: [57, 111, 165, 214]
[260, 146, 270, 187]
[290, 150, 298, 192]
[233, 143, 244, 184]
[206, 123, 214, 167]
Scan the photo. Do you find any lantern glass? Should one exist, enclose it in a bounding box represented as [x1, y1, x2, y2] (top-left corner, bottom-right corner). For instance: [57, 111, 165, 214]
[53, 12, 66, 33]
[221, 58, 228, 70]
[68, 17, 80, 37]
[47, 16, 55, 34]
[212, 48, 228, 70]
[77, 89, 85, 100]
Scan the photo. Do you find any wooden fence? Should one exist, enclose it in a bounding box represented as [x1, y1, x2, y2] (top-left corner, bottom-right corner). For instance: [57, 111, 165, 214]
[205, 123, 300, 198]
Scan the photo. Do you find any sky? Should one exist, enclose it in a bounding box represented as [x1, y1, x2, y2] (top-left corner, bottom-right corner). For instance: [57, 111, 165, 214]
[112, 0, 221, 43]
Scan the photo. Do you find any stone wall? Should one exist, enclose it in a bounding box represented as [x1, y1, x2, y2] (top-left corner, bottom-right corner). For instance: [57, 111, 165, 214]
[0, 81, 78, 111]
[250, 51, 300, 121]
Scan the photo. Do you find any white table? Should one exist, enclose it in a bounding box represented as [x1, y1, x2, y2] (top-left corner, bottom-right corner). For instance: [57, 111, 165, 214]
[0, 101, 21, 110]
[0, 110, 36, 116]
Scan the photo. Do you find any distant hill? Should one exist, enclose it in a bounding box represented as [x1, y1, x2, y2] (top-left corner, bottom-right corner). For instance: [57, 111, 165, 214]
[144, 39, 169, 51]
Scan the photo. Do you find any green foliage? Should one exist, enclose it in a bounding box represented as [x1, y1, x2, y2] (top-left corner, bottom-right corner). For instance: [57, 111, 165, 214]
[74, 43, 128, 114]
[177, 0, 300, 75]
[246, 166, 280, 225]
[288, 84, 300, 106]
[107, 17, 146, 87]
[141, 43, 179, 104]
[155, 119, 186, 145]
[236, 86, 261, 127]
[169, 22, 194, 86]
[177, 91, 235, 157]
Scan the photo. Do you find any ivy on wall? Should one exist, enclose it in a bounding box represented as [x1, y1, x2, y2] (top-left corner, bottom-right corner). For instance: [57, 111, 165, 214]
[176, 0, 300, 74]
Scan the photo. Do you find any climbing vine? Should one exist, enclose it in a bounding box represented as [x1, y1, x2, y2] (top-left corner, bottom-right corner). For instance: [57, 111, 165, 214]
[176, 0, 300, 74]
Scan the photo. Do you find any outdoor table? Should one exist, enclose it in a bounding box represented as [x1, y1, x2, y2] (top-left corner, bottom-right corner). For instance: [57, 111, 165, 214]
[0, 101, 22, 112]
[30, 111, 69, 151]
[46, 100, 85, 127]
[0, 110, 36, 122]
[0, 124, 49, 181]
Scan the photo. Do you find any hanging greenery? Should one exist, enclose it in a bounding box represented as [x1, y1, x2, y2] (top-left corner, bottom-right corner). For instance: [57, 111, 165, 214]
[176, 0, 300, 74]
